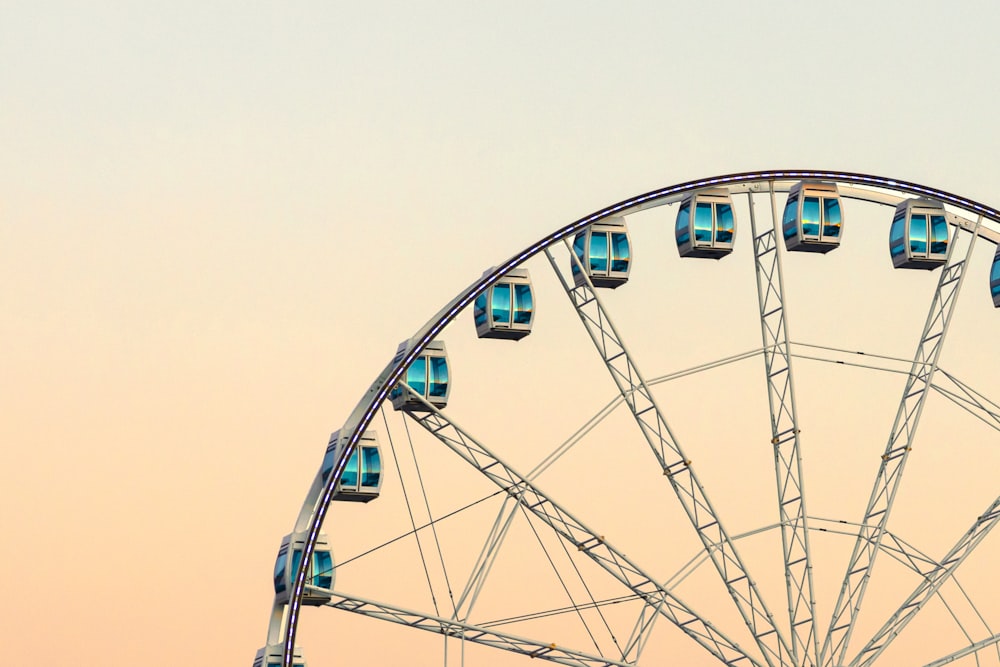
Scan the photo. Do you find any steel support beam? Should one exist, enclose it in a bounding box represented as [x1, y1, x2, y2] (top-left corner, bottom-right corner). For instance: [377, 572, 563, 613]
[546, 242, 791, 667]
[324, 591, 634, 667]
[402, 387, 762, 667]
[851, 496, 1000, 666]
[922, 632, 1000, 666]
[747, 186, 819, 666]
[822, 216, 983, 667]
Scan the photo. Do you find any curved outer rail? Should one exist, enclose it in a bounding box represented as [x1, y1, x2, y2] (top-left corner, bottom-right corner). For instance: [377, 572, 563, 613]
[275, 170, 1000, 666]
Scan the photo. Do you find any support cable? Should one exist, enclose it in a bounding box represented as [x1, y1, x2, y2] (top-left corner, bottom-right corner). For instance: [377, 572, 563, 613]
[402, 385, 762, 667]
[383, 406, 442, 616]
[454, 497, 521, 621]
[482, 595, 641, 629]
[335, 488, 506, 571]
[546, 241, 791, 667]
[324, 590, 637, 667]
[822, 215, 983, 667]
[549, 509, 625, 659]
[518, 503, 606, 657]
[402, 414, 459, 617]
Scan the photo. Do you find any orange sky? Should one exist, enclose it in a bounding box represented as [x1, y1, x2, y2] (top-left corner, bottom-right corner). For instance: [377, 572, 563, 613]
[2, 3, 999, 667]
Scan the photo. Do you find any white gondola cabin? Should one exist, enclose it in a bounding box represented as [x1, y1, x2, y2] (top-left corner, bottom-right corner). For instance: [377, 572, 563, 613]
[323, 430, 382, 502]
[475, 268, 534, 340]
[890, 199, 949, 269]
[782, 182, 844, 253]
[390, 339, 450, 411]
[991, 246, 1000, 308]
[253, 646, 307, 667]
[273, 533, 334, 606]
[676, 188, 736, 259]
[572, 217, 631, 288]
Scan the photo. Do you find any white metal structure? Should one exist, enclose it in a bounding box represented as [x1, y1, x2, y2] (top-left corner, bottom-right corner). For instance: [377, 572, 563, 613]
[256, 171, 1000, 667]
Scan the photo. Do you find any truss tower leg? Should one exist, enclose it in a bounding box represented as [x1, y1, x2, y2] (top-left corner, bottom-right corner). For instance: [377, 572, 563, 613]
[545, 242, 792, 667]
[401, 386, 763, 667]
[822, 216, 983, 667]
[747, 185, 819, 667]
[852, 496, 1000, 667]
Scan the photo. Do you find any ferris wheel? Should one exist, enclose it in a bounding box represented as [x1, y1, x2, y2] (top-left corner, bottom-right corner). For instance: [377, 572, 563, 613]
[254, 170, 1000, 667]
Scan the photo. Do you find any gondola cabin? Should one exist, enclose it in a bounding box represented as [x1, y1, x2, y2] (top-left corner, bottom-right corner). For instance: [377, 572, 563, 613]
[572, 217, 631, 288]
[323, 429, 382, 502]
[475, 268, 534, 340]
[676, 188, 736, 259]
[253, 646, 307, 667]
[782, 182, 843, 253]
[390, 339, 450, 411]
[991, 246, 1000, 308]
[273, 533, 334, 606]
[890, 199, 949, 269]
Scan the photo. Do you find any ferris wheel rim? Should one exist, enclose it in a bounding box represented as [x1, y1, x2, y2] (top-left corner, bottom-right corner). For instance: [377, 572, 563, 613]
[280, 169, 1000, 667]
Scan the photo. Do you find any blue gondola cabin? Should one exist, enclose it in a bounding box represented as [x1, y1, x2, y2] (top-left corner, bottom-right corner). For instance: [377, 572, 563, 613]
[273, 532, 334, 606]
[390, 339, 450, 411]
[676, 188, 736, 259]
[890, 199, 949, 270]
[991, 246, 1000, 308]
[475, 268, 534, 340]
[782, 182, 843, 253]
[323, 430, 382, 502]
[572, 217, 631, 288]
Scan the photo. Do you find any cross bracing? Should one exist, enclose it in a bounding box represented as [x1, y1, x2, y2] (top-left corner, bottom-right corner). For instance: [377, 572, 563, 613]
[267, 171, 1000, 667]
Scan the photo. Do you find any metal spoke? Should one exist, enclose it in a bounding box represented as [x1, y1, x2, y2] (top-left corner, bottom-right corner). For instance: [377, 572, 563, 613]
[400, 385, 762, 667]
[454, 496, 521, 621]
[934, 369, 1000, 433]
[851, 496, 1000, 667]
[822, 215, 983, 667]
[545, 241, 791, 666]
[922, 633, 1000, 667]
[620, 598, 663, 664]
[747, 185, 819, 666]
[324, 591, 635, 667]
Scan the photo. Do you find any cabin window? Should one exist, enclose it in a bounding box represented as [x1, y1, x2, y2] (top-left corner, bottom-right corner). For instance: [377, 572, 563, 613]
[273, 552, 288, 594]
[715, 203, 735, 244]
[589, 232, 608, 273]
[782, 197, 798, 240]
[428, 357, 449, 398]
[930, 215, 948, 255]
[802, 197, 821, 238]
[611, 233, 630, 272]
[341, 449, 359, 488]
[823, 198, 842, 237]
[474, 294, 488, 326]
[677, 202, 691, 245]
[312, 550, 333, 589]
[407, 358, 427, 396]
[513, 284, 533, 324]
[491, 284, 511, 325]
[361, 446, 381, 488]
[694, 202, 714, 243]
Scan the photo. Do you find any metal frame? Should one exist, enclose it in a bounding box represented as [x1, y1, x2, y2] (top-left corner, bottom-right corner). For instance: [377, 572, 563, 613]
[324, 591, 635, 667]
[401, 385, 760, 667]
[851, 496, 1000, 666]
[546, 240, 791, 666]
[268, 171, 1000, 667]
[821, 215, 983, 667]
[747, 185, 818, 666]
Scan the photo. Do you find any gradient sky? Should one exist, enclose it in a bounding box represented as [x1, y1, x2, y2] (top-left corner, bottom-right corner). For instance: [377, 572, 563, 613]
[3, 2, 1000, 666]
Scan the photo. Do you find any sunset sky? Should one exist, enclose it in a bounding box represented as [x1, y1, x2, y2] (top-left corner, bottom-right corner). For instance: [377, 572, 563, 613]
[3, 3, 1000, 666]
